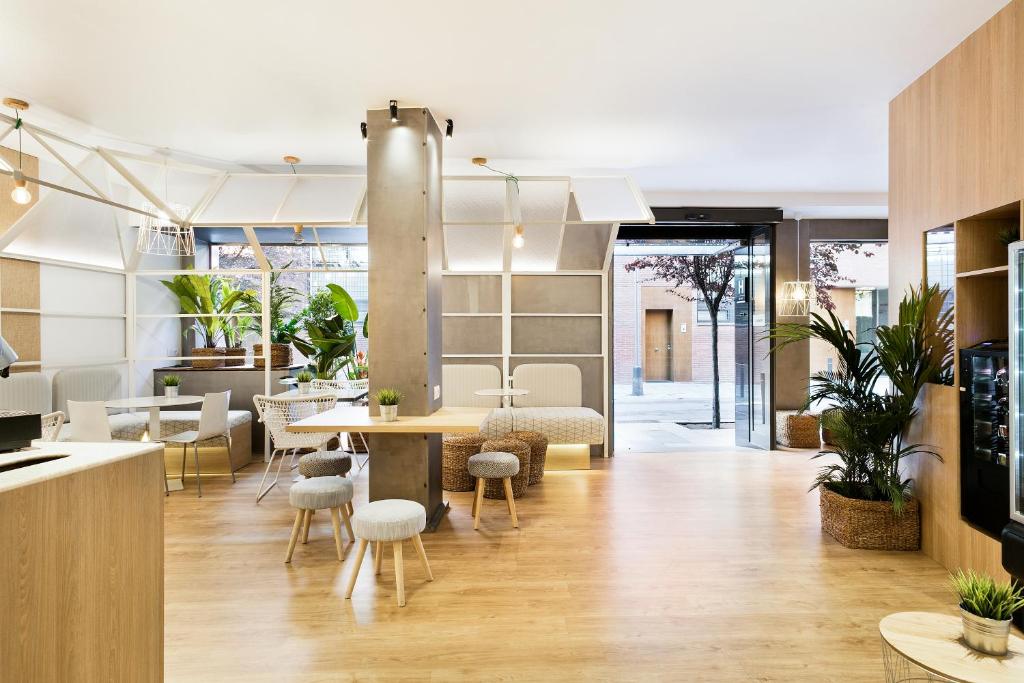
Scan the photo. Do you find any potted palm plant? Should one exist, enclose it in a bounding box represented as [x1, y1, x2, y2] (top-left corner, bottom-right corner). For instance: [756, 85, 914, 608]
[951, 569, 1024, 656]
[162, 374, 181, 398]
[767, 284, 953, 550]
[246, 263, 303, 369]
[289, 284, 359, 379]
[161, 271, 248, 368]
[375, 388, 403, 422]
[221, 281, 255, 366]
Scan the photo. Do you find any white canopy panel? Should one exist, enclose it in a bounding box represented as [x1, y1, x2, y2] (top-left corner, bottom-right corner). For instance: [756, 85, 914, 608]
[192, 174, 366, 226]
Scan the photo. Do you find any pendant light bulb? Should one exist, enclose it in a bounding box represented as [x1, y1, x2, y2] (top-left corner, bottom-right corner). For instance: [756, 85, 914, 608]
[293, 224, 304, 245]
[10, 171, 30, 205]
[512, 225, 525, 249]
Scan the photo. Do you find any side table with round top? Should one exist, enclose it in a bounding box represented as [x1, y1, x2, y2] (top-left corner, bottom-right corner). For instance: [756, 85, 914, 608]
[879, 612, 1024, 683]
[474, 387, 529, 408]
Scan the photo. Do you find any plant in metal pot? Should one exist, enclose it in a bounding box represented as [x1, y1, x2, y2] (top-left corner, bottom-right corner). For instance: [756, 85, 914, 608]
[766, 283, 952, 550]
[295, 369, 314, 395]
[375, 388, 403, 422]
[162, 374, 181, 397]
[951, 569, 1024, 655]
[288, 284, 358, 380]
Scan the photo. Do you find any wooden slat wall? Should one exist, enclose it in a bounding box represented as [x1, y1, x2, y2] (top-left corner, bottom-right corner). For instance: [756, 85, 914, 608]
[890, 0, 1024, 578]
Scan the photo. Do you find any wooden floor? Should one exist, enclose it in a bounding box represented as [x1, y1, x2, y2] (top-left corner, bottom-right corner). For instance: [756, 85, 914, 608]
[164, 448, 957, 682]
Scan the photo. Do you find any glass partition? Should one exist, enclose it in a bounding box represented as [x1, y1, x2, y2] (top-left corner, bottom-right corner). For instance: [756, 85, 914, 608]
[1010, 241, 1024, 524]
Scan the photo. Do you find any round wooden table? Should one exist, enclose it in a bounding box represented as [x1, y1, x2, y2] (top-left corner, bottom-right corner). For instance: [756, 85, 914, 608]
[879, 612, 1024, 683]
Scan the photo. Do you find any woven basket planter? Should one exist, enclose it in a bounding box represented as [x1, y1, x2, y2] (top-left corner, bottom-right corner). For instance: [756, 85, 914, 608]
[442, 433, 487, 492]
[480, 438, 531, 499]
[820, 408, 841, 446]
[776, 410, 821, 449]
[191, 347, 225, 369]
[505, 430, 549, 485]
[224, 347, 246, 367]
[819, 486, 920, 551]
[254, 343, 291, 369]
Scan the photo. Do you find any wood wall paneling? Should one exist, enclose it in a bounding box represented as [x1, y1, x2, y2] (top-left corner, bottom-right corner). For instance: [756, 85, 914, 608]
[890, 0, 1024, 577]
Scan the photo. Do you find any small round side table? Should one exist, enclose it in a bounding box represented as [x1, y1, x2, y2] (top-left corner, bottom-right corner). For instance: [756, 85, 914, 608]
[879, 612, 1024, 683]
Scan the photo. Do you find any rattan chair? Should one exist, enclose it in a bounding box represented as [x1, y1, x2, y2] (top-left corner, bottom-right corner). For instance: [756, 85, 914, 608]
[39, 411, 65, 441]
[253, 393, 337, 502]
[310, 379, 370, 471]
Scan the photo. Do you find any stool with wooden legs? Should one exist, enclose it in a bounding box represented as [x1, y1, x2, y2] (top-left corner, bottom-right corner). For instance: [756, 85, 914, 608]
[345, 500, 433, 607]
[285, 477, 355, 563]
[468, 451, 520, 530]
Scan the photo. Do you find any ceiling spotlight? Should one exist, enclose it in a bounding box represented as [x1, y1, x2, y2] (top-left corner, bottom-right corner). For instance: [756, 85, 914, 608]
[5, 98, 32, 206]
[360, 122, 368, 140]
[512, 225, 525, 249]
[293, 224, 304, 245]
[445, 119, 454, 138]
[389, 99, 399, 122]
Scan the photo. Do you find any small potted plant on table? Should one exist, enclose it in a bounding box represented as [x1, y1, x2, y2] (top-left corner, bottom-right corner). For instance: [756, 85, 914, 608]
[295, 370, 313, 395]
[162, 374, 181, 398]
[375, 388, 403, 422]
[951, 569, 1024, 656]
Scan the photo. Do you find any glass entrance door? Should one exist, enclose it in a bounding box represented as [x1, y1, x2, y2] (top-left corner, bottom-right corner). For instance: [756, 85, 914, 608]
[734, 226, 773, 449]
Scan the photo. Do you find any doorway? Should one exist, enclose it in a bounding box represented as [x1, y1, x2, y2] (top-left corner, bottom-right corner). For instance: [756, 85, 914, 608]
[644, 309, 672, 381]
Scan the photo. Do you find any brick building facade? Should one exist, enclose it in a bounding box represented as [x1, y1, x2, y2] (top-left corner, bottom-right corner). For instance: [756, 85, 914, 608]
[612, 255, 735, 386]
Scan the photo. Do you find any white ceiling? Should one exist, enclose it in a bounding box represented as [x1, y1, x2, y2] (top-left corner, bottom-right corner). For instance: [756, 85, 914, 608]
[0, 0, 1010, 213]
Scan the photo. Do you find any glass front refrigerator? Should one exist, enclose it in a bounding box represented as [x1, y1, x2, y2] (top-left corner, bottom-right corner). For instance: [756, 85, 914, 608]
[1005, 242, 1024, 601]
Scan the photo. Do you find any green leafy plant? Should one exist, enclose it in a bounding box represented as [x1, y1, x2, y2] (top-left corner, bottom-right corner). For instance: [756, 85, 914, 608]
[998, 224, 1019, 247]
[295, 370, 313, 383]
[766, 283, 952, 513]
[242, 262, 304, 344]
[289, 284, 358, 380]
[160, 271, 249, 348]
[951, 569, 1024, 621]
[161, 374, 182, 387]
[375, 388, 403, 406]
[220, 280, 256, 348]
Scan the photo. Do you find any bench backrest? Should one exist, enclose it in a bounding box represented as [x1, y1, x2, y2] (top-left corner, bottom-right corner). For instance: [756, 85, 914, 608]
[511, 364, 582, 408]
[442, 364, 501, 408]
[0, 372, 51, 414]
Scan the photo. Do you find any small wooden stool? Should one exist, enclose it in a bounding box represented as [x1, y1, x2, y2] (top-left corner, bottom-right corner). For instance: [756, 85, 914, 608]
[345, 499, 433, 607]
[285, 477, 355, 563]
[468, 451, 520, 530]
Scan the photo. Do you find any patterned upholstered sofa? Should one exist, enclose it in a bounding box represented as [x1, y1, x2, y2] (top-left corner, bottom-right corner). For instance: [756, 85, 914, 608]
[0, 366, 252, 471]
[443, 363, 605, 452]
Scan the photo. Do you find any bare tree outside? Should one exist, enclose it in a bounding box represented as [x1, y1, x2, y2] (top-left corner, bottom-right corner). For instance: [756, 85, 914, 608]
[624, 251, 736, 428]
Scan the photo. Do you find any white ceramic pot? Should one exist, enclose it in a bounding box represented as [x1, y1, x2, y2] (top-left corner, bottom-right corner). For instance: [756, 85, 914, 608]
[164, 386, 179, 398]
[961, 607, 1012, 656]
[298, 382, 311, 395]
[380, 404, 398, 422]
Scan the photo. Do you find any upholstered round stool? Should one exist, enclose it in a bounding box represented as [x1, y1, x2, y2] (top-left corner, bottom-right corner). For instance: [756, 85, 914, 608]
[479, 438, 530, 500]
[345, 499, 433, 607]
[285, 477, 355, 563]
[505, 430, 548, 485]
[442, 433, 487, 492]
[468, 451, 520, 530]
[299, 450, 352, 479]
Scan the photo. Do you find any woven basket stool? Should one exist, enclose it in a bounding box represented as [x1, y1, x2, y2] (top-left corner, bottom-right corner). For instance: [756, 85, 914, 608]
[298, 450, 352, 479]
[442, 433, 487, 492]
[479, 438, 530, 499]
[505, 430, 548, 485]
[776, 410, 821, 449]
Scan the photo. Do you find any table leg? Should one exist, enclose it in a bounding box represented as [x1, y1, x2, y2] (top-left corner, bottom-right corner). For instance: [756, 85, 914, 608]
[152, 406, 183, 493]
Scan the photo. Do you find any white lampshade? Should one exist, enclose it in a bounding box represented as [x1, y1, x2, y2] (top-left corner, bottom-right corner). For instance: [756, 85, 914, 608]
[779, 280, 814, 316]
[136, 202, 195, 256]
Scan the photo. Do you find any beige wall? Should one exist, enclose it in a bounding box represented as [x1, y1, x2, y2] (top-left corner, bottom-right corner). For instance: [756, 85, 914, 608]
[809, 288, 856, 375]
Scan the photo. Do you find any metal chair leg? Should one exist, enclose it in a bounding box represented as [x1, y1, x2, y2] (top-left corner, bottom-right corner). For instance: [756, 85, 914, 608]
[193, 443, 202, 498]
[256, 448, 286, 503]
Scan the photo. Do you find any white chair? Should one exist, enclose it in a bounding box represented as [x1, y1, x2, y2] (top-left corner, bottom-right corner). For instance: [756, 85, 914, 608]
[253, 394, 337, 502]
[66, 400, 113, 442]
[163, 391, 234, 498]
[39, 411, 65, 441]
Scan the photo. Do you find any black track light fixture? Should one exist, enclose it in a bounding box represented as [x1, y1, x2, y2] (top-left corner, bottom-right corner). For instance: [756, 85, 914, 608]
[445, 119, 454, 138]
[389, 99, 399, 122]
[360, 122, 367, 140]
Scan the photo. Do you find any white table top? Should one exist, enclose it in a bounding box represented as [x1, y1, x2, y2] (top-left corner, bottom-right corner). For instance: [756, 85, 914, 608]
[0, 442, 165, 494]
[104, 395, 204, 410]
[277, 388, 368, 402]
[474, 388, 529, 397]
[286, 406, 489, 434]
[880, 612, 1024, 683]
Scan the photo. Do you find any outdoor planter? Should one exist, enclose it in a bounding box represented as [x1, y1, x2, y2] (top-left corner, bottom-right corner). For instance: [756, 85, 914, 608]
[191, 347, 225, 369]
[254, 343, 291, 369]
[819, 486, 920, 551]
[224, 346, 246, 367]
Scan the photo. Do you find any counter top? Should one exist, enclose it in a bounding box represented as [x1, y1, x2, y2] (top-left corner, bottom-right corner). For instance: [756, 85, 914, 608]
[286, 406, 490, 434]
[0, 441, 165, 494]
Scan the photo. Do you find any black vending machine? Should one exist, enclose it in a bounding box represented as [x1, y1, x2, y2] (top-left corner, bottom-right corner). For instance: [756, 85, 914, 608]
[960, 341, 1010, 539]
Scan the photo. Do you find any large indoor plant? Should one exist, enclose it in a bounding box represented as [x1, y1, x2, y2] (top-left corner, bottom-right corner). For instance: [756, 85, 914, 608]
[951, 569, 1024, 656]
[245, 263, 303, 369]
[289, 283, 359, 379]
[767, 283, 952, 550]
[220, 280, 254, 366]
[161, 271, 248, 368]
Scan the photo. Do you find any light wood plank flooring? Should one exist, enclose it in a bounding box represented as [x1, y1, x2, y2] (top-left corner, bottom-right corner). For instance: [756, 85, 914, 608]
[165, 449, 956, 682]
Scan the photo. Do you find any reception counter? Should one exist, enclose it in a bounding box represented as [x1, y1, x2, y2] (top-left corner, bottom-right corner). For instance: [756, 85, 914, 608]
[0, 441, 165, 682]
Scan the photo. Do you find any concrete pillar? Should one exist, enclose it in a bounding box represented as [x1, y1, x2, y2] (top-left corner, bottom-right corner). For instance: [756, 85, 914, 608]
[366, 105, 446, 528]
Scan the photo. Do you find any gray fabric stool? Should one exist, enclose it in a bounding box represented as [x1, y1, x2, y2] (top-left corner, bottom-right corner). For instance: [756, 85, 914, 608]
[285, 477, 355, 564]
[468, 452, 520, 530]
[299, 450, 352, 479]
[345, 499, 433, 607]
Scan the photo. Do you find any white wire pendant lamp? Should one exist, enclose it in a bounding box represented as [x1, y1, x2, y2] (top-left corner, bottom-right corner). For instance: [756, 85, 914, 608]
[779, 216, 814, 316]
[136, 155, 195, 256]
